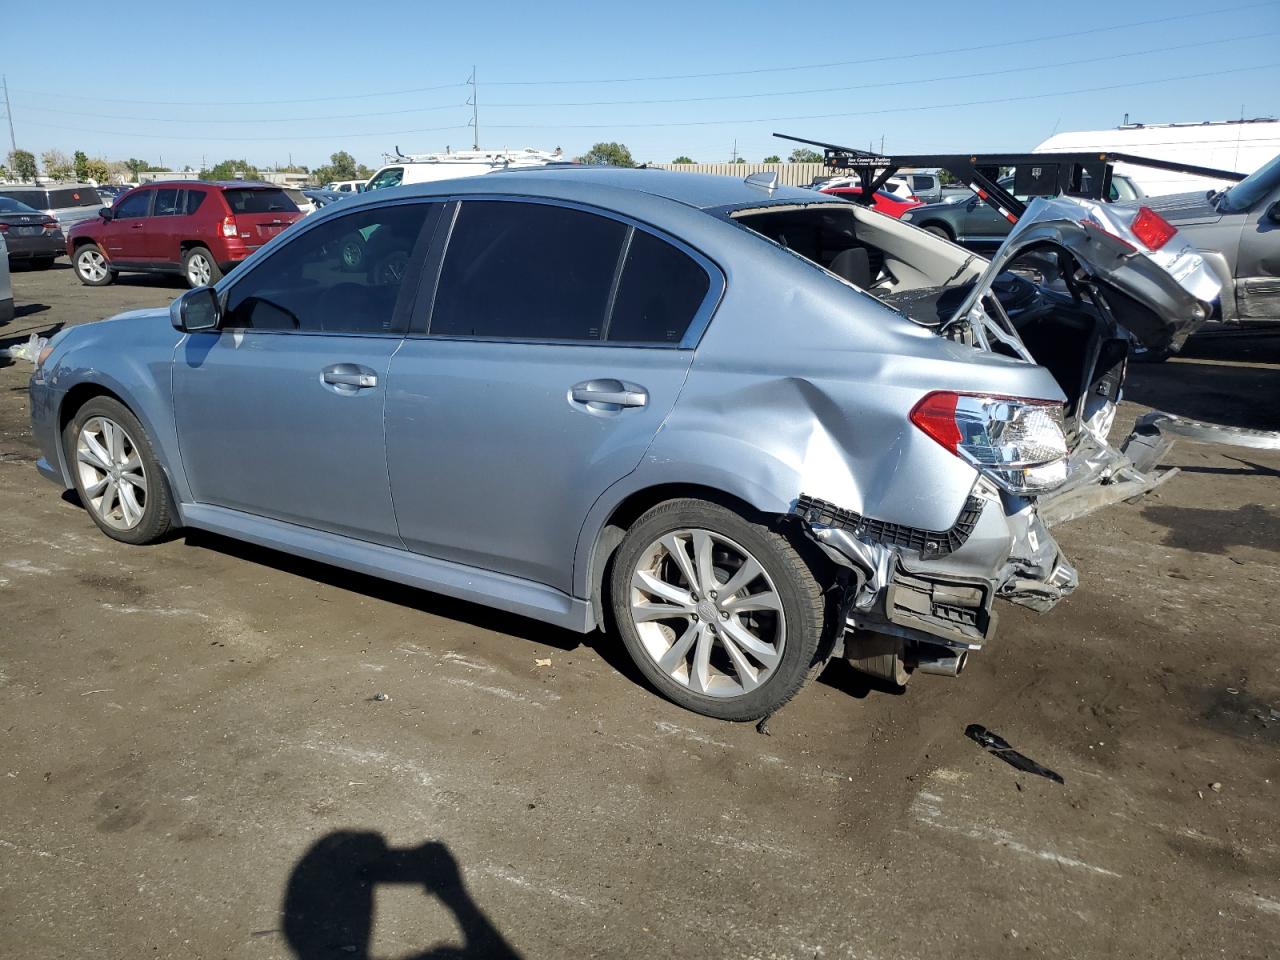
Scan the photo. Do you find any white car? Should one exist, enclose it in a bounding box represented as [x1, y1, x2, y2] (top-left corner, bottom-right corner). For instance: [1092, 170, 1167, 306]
[364, 148, 566, 192]
[325, 180, 365, 194]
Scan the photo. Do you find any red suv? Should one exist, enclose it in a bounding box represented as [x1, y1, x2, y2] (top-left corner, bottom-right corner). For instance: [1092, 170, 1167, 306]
[66, 181, 303, 288]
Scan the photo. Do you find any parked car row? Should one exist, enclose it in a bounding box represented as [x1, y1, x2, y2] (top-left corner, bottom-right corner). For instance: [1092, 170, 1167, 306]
[0, 196, 65, 268]
[28, 167, 1219, 720]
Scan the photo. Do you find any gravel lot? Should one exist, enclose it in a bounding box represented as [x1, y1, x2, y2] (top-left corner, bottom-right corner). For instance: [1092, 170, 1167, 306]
[2, 260, 1278, 960]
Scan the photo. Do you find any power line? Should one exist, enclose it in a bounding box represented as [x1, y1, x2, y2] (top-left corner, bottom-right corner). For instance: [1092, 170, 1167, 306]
[480, 62, 1280, 130]
[483, 33, 1276, 108]
[18, 120, 474, 142]
[484, 0, 1277, 85]
[9, 0, 1272, 108]
[15, 100, 471, 124]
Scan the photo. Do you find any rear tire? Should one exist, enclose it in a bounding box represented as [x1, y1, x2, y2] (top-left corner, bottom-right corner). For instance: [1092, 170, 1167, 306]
[609, 499, 829, 721]
[183, 247, 222, 288]
[74, 244, 114, 286]
[62, 397, 175, 545]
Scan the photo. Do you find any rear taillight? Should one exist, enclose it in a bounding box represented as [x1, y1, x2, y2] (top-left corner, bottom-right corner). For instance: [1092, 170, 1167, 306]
[911, 391, 1069, 494]
[221, 215, 237, 238]
[1130, 206, 1176, 250]
[0, 223, 8, 233]
[43, 221, 58, 232]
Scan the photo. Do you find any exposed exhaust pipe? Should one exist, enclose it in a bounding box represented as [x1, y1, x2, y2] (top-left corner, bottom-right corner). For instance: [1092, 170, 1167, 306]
[913, 649, 968, 677]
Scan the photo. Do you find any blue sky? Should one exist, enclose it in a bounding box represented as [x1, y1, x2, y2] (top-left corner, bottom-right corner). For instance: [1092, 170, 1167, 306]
[3, 0, 1278, 171]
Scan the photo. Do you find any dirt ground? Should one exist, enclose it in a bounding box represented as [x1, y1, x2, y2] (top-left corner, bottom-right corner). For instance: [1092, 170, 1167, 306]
[1, 261, 1278, 960]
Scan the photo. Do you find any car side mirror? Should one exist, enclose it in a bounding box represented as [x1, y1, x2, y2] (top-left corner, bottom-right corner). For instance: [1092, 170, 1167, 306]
[98, 207, 114, 221]
[966, 197, 979, 210]
[1268, 201, 1280, 223]
[171, 286, 221, 333]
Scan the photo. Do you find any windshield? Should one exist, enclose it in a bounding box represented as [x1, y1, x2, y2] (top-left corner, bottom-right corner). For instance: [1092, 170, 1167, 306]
[1218, 153, 1280, 212]
[0, 197, 39, 214]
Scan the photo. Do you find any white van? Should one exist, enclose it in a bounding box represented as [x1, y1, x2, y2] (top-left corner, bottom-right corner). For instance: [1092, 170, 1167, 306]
[364, 148, 566, 192]
[325, 180, 365, 193]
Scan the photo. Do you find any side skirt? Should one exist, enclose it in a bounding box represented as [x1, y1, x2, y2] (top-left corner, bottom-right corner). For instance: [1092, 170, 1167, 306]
[181, 503, 595, 633]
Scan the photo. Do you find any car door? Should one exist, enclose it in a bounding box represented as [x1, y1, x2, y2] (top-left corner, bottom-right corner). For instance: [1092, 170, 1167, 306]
[102, 188, 153, 262]
[384, 198, 720, 594]
[144, 187, 186, 265]
[172, 200, 439, 546]
[1235, 187, 1280, 320]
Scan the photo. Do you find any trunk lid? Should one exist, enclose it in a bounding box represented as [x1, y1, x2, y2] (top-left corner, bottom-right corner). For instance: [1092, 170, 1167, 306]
[944, 195, 1221, 356]
[220, 187, 303, 244]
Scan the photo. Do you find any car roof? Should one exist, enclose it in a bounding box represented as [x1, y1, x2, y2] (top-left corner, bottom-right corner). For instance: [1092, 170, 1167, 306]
[134, 180, 282, 190]
[384, 167, 825, 211]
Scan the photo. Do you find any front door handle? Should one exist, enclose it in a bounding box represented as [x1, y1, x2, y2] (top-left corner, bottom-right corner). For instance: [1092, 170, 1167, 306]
[321, 363, 378, 393]
[569, 379, 648, 409]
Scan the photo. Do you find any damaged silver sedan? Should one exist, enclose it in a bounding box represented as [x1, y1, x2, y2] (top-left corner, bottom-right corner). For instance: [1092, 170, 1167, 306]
[28, 169, 1220, 720]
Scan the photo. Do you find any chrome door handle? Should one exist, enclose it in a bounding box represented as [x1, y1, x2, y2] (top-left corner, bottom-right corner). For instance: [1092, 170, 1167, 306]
[570, 382, 647, 408]
[323, 371, 377, 387]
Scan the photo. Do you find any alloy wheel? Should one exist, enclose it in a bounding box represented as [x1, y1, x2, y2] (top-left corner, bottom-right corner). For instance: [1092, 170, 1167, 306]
[75, 416, 148, 530]
[187, 253, 212, 286]
[78, 249, 108, 282]
[629, 529, 786, 697]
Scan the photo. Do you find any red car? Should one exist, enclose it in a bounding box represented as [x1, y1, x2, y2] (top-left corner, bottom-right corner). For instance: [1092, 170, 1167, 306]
[67, 181, 303, 289]
[820, 186, 923, 219]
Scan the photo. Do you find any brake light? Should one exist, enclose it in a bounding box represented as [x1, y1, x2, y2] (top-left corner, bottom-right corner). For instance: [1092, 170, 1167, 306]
[43, 221, 58, 232]
[910, 391, 1069, 493]
[0, 223, 7, 233]
[1130, 206, 1176, 250]
[221, 215, 237, 238]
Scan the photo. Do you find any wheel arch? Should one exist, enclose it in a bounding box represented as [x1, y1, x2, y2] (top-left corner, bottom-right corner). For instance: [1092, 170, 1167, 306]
[916, 219, 956, 240]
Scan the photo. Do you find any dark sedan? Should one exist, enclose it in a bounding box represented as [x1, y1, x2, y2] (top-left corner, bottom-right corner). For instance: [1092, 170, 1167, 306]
[0, 197, 64, 268]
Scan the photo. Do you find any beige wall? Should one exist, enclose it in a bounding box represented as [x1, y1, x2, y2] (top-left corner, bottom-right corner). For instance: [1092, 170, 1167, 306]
[647, 162, 831, 186]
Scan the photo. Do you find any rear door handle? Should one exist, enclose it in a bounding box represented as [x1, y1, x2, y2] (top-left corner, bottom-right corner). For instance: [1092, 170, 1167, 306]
[569, 379, 648, 409]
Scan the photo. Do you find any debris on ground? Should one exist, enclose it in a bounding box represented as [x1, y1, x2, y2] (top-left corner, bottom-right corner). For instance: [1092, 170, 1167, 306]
[1210, 781, 1223, 793]
[2, 334, 48, 364]
[371, 692, 390, 702]
[965, 724, 1065, 784]
[534, 658, 552, 668]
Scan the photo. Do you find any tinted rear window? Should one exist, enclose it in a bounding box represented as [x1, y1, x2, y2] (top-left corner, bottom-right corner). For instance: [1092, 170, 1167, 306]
[46, 187, 102, 208]
[0, 190, 48, 208]
[221, 188, 297, 213]
[431, 201, 626, 340]
[0, 197, 40, 214]
[607, 230, 710, 344]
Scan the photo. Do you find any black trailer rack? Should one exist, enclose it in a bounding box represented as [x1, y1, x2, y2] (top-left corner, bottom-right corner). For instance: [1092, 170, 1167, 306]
[773, 132, 1248, 223]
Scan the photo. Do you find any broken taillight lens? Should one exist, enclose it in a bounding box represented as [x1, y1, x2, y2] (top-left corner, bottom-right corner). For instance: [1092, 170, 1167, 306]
[1130, 206, 1177, 250]
[911, 391, 1069, 494]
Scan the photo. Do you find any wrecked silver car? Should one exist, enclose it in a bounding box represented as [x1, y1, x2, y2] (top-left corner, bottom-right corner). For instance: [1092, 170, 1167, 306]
[28, 169, 1218, 721]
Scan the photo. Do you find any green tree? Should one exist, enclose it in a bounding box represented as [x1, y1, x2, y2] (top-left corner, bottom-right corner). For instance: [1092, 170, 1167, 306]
[8, 149, 37, 181]
[672, 155, 694, 164]
[581, 142, 635, 167]
[124, 158, 149, 182]
[763, 155, 781, 164]
[734, 157, 746, 164]
[42, 149, 74, 180]
[313, 150, 364, 185]
[203, 159, 260, 180]
[84, 157, 111, 184]
[788, 148, 823, 163]
[73, 150, 90, 181]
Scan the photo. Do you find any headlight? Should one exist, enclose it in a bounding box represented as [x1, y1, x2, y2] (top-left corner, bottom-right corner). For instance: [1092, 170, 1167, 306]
[910, 391, 1069, 494]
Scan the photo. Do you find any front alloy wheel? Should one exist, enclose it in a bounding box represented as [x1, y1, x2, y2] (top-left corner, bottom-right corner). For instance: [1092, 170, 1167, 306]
[75, 415, 148, 531]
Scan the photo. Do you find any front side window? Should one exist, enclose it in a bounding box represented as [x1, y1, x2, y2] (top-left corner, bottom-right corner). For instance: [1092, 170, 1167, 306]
[222, 203, 431, 334]
[113, 191, 151, 219]
[154, 188, 183, 216]
[366, 167, 404, 191]
[431, 201, 626, 340]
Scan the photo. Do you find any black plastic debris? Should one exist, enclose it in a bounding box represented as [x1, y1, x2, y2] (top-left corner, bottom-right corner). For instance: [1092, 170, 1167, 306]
[965, 724, 1064, 784]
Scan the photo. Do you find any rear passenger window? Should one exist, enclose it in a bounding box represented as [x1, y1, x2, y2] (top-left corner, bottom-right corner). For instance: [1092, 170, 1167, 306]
[222, 203, 432, 334]
[184, 190, 207, 215]
[607, 230, 710, 343]
[154, 188, 183, 216]
[431, 201, 626, 340]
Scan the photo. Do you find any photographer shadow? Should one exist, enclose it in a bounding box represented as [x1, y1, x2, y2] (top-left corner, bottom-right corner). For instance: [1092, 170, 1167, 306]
[283, 832, 522, 960]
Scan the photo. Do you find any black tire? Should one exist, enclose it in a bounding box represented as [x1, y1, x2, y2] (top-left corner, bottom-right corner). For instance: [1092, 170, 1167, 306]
[921, 224, 953, 241]
[31, 256, 55, 270]
[73, 244, 115, 286]
[182, 246, 223, 288]
[338, 230, 367, 271]
[62, 396, 176, 545]
[609, 498, 829, 721]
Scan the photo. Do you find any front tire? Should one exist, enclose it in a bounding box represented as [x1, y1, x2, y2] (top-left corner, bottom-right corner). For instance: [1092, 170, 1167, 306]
[63, 397, 175, 545]
[183, 247, 222, 288]
[74, 244, 115, 286]
[609, 499, 829, 721]
[921, 224, 953, 241]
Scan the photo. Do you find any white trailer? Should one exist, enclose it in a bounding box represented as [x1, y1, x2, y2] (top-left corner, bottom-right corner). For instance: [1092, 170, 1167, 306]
[1035, 118, 1280, 196]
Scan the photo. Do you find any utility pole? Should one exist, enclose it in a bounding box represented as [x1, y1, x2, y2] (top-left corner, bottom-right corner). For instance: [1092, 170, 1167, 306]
[3, 75, 17, 156]
[731, 139, 738, 163]
[467, 66, 479, 150]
